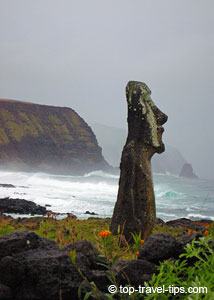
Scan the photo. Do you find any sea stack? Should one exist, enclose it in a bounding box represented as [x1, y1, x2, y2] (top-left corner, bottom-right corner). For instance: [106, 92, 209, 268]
[110, 81, 168, 241]
[180, 163, 198, 179]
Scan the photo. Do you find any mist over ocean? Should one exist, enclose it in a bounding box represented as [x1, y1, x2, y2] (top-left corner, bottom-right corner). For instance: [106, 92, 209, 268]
[0, 170, 214, 221]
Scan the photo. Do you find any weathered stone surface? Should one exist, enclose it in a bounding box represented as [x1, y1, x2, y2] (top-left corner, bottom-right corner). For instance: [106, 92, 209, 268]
[63, 239, 107, 271]
[92, 123, 188, 175]
[112, 259, 157, 287]
[110, 81, 167, 241]
[0, 184, 15, 188]
[176, 233, 204, 255]
[64, 240, 111, 293]
[0, 197, 47, 215]
[0, 283, 12, 300]
[0, 99, 110, 175]
[166, 218, 207, 232]
[84, 211, 98, 215]
[0, 231, 90, 300]
[138, 234, 177, 264]
[0, 230, 56, 259]
[155, 218, 165, 226]
[180, 163, 198, 178]
[166, 218, 192, 227]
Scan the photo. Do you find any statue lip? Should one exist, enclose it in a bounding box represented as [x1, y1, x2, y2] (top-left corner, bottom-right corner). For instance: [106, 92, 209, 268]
[158, 126, 164, 133]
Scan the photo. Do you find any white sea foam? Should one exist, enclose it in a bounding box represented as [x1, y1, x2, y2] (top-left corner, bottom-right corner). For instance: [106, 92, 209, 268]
[84, 170, 119, 179]
[187, 214, 214, 221]
[0, 170, 214, 221]
[155, 186, 185, 199]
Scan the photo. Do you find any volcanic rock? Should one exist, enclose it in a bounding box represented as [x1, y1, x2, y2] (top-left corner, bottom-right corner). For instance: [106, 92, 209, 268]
[63, 240, 109, 292]
[0, 197, 47, 215]
[110, 81, 168, 241]
[180, 163, 198, 178]
[112, 259, 157, 287]
[84, 211, 98, 215]
[138, 233, 177, 264]
[0, 231, 90, 300]
[0, 184, 15, 188]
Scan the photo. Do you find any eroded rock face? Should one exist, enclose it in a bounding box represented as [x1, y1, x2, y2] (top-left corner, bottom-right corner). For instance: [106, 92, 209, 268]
[0, 197, 47, 215]
[0, 99, 110, 175]
[112, 259, 157, 287]
[110, 81, 167, 241]
[137, 234, 177, 264]
[0, 231, 89, 300]
[179, 163, 198, 178]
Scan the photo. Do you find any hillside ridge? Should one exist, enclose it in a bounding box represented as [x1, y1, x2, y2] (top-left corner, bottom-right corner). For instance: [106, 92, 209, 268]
[0, 99, 110, 174]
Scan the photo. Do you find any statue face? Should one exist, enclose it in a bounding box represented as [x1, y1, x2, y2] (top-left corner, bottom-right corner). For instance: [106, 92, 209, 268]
[126, 81, 168, 153]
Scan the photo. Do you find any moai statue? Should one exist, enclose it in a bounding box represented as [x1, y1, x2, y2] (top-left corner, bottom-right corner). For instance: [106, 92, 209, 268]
[110, 81, 168, 241]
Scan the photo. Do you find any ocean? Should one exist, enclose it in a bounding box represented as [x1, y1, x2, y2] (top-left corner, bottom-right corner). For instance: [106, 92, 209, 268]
[0, 170, 214, 222]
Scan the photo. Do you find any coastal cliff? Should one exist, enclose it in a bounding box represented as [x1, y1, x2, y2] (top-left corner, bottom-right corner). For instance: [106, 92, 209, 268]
[0, 99, 110, 174]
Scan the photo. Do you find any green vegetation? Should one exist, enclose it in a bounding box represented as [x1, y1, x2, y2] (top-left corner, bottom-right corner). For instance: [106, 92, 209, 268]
[0, 216, 182, 260]
[143, 234, 214, 299]
[76, 224, 214, 300]
[0, 103, 96, 155]
[1, 216, 213, 299]
[0, 127, 9, 144]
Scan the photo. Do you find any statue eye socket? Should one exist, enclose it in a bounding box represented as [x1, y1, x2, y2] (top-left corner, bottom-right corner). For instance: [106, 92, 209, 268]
[144, 94, 151, 101]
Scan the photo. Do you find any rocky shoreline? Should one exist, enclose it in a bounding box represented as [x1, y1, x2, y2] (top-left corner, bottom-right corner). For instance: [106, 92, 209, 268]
[0, 197, 47, 216]
[0, 214, 213, 299]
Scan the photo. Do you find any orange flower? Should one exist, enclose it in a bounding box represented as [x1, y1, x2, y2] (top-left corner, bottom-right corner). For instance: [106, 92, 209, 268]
[141, 239, 144, 244]
[187, 230, 192, 235]
[204, 223, 211, 228]
[98, 230, 111, 237]
[204, 230, 209, 236]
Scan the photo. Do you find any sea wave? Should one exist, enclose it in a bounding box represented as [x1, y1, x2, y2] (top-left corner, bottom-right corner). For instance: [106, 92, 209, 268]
[84, 170, 119, 179]
[187, 213, 214, 221]
[155, 188, 185, 199]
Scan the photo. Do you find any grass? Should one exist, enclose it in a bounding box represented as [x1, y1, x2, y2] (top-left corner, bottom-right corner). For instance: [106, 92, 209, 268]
[0, 215, 210, 260]
[1, 215, 214, 299]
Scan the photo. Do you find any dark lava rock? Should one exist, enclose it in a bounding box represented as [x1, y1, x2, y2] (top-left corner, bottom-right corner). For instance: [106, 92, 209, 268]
[0, 184, 15, 188]
[166, 218, 192, 227]
[138, 234, 177, 264]
[0, 230, 57, 259]
[176, 233, 204, 256]
[112, 259, 157, 287]
[64, 213, 77, 219]
[155, 218, 165, 226]
[176, 233, 206, 266]
[0, 283, 12, 300]
[166, 218, 206, 232]
[180, 163, 198, 178]
[0, 197, 47, 215]
[63, 239, 107, 271]
[84, 211, 98, 215]
[0, 231, 91, 300]
[63, 240, 110, 292]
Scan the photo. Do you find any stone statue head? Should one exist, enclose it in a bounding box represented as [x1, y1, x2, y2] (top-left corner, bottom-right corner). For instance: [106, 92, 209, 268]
[126, 81, 168, 154]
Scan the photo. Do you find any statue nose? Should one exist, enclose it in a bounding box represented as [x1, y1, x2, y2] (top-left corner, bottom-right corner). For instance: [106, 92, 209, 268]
[159, 112, 168, 125]
[153, 107, 168, 125]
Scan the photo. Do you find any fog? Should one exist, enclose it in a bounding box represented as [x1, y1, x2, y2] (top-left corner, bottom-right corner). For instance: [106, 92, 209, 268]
[0, 0, 213, 179]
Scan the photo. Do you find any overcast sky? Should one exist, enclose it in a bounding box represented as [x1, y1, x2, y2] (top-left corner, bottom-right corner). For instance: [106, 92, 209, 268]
[0, 0, 213, 179]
